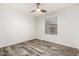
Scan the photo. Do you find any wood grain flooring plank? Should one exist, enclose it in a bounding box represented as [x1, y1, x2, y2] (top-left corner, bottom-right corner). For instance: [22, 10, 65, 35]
[0, 39, 78, 56]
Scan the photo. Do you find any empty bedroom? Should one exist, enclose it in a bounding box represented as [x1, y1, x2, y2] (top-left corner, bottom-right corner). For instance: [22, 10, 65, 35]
[0, 3, 79, 56]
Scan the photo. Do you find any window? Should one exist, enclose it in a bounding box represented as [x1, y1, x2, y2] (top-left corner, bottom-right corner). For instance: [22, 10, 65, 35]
[45, 16, 57, 35]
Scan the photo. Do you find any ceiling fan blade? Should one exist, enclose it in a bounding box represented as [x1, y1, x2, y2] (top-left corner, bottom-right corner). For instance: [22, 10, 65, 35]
[41, 9, 47, 12]
[30, 10, 36, 13]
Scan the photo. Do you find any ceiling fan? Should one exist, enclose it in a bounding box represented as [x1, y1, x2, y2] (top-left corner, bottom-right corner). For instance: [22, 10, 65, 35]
[30, 3, 47, 13]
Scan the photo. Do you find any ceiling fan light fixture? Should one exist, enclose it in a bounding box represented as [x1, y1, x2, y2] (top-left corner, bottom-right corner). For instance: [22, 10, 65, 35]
[36, 8, 41, 12]
[30, 3, 47, 13]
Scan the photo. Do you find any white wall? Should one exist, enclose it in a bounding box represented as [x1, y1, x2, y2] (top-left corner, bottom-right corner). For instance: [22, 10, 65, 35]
[0, 4, 36, 47]
[37, 4, 79, 49]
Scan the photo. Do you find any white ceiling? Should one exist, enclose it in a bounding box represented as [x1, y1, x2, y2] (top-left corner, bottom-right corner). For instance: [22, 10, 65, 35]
[1, 3, 77, 16]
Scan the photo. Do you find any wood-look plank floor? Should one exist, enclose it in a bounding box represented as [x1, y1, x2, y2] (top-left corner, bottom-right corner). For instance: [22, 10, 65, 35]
[0, 39, 79, 56]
